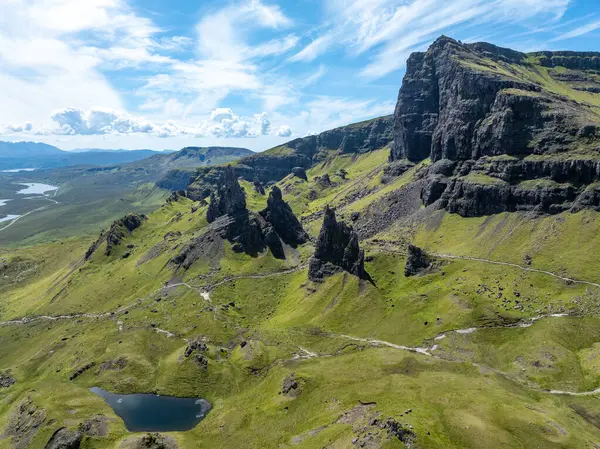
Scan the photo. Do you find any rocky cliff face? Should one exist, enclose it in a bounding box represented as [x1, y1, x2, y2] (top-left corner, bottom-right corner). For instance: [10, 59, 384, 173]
[309, 207, 365, 281]
[390, 36, 600, 217]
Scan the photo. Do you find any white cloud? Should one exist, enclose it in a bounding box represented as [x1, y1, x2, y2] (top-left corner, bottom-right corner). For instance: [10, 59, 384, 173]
[289, 34, 336, 62]
[292, 0, 573, 78]
[276, 125, 292, 137]
[301, 64, 328, 87]
[3, 107, 290, 140]
[550, 19, 600, 41]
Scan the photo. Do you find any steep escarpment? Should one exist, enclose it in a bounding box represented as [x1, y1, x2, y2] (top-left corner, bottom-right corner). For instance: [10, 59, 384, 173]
[390, 36, 600, 217]
[178, 116, 393, 200]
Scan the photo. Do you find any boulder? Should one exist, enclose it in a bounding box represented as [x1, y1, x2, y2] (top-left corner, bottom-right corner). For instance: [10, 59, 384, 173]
[281, 373, 301, 396]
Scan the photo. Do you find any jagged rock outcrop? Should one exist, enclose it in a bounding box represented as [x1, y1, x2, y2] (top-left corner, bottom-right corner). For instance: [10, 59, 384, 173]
[388, 36, 600, 217]
[44, 427, 83, 449]
[281, 373, 301, 397]
[309, 207, 365, 281]
[174, 167, 306, 264]
[0, 371, 16, 388]
[259, 186, 308, 247]
[291, 167, 307, 181]
[4, 398, 47, 449]
[121, 433, 178, 449]
[69, 362, 95, 381]
[85, 214, 146, 259]
[404, 245, 431, 276]
[205, 166, 246, 223]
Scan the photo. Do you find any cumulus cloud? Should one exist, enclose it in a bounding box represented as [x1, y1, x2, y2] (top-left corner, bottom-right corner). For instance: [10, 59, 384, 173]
[2, 107, 290, 140]
[276, 125, 292, 137]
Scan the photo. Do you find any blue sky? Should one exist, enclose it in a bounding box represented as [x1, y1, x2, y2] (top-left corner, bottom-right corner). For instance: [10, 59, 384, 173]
[0, 0, 599, 152]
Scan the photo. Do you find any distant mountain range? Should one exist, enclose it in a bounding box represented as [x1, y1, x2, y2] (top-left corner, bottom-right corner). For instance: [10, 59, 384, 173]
[0, 141, 175, 170]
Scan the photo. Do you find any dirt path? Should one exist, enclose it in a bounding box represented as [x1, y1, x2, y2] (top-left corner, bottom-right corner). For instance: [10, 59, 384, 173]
[0, 265, 305, 327]
[202, 263, 308, 290]
[437, 253, 600, 288]
[369, 244, 600, 289]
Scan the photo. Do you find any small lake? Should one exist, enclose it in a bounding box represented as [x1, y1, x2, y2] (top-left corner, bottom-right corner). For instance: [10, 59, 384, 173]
[17, 183, 58, 195]
[1, 168, 36, 173]
[90, 387, 212, 432]
[0, 214, 20, 223]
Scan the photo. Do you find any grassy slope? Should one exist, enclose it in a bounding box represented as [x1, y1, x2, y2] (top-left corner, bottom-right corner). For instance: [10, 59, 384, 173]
[1, 148, 600, 448]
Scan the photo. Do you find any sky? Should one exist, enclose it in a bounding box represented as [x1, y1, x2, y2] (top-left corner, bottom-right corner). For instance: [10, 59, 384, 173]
[0, 0, 599, 152]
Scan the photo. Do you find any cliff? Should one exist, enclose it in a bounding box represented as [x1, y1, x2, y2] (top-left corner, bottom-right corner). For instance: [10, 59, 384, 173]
[390, 36, 600, 216]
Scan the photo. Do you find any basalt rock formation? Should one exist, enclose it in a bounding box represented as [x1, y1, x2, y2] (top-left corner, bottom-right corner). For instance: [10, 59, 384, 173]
[309, 207, 365, 281]
[174, 166, 306, 263]
[253, 180, 265, 195]
[259, 186, 308, 247]
[291, 167, 308, 181]
[388, 36, 600, 217]
[206, 166, 246, 222]
[404, 245, 432, 277]
[44, 427, 83, 449]
[85, 214, 146, 259]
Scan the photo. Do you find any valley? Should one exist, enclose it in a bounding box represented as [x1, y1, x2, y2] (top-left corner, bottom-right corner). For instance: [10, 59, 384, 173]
[1, 37, 600, 449]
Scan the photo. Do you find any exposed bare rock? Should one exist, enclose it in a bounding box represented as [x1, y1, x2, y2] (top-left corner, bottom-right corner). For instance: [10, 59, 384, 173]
[405, 244, 431, 277]
[69, 362, 95, 381]
[253, 180, 265, 195]
[170, 226, 224, 270]
[97, 358, 128, 376]
[85, 214, 146, 259]
[281, 373, 301, 396]
[205, 165, 246, 223]
[3, 398, 47, 449]
[44, 427, 82, 449]
[259, 186, 308, 247]
[291, 167, 307, 181]
[309, 207, 365, 281]
[0, 371, 16, 388]
[81, 416, 110, 437]
[120, 433, 178, 449]
[184, 339, 208, 357]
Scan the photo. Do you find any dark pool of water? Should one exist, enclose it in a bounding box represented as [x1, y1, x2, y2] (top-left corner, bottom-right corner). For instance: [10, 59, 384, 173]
[90, 387, 212, 432]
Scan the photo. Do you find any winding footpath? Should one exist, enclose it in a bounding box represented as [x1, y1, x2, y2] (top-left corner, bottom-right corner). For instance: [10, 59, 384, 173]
[370, 244, 600, 289]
